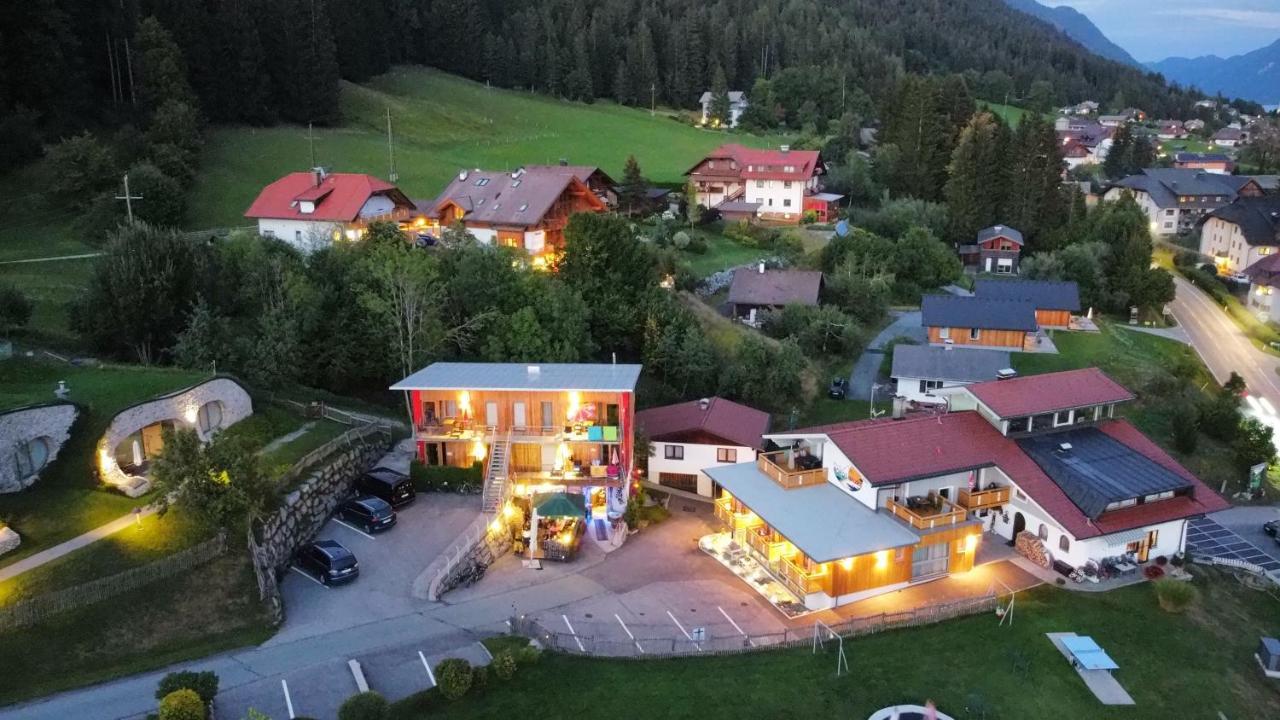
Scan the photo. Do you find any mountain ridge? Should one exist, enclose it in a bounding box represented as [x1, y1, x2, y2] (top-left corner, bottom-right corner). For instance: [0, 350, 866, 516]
[1002, 0, 1142, 68]
[1148, 39, 1280, 105]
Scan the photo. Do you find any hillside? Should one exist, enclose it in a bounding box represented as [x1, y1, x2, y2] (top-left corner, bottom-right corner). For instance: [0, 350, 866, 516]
[188, 68, 784, 229]
[1149, 39, 1280, 105]
[1002, 0, 1141, 68]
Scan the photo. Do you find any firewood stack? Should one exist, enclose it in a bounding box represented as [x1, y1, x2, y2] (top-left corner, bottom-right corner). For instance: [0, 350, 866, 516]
[1015, 530, 1051, 568]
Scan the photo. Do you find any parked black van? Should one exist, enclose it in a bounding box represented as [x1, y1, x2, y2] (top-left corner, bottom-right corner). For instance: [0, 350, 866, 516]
[296, 540, 359, 586]
[339, 496, 397, 533]
[356, 467, 415, 508]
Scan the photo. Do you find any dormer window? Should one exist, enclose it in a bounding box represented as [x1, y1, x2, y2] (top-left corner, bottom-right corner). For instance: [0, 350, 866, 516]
[1053, 410, 1073, 427]
[299, 201, 315, 214]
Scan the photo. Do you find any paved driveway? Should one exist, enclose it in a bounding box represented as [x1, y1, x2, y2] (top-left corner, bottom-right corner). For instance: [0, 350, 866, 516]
[849, 311, 926, 400]
[272, 492, 481, 645]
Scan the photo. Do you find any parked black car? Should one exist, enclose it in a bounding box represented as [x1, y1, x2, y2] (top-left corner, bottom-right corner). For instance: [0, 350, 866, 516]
[1265, 519, 1278, 538]
[296, 540, 359, 586]
[828, 377, 848, 399]
[339, 496, 397, 533]
[356, 467, 415, 508]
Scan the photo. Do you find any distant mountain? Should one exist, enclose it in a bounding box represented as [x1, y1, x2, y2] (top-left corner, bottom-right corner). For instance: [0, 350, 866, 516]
[1003, 0, 1142, 68]
[1148, 39, 1280, 105]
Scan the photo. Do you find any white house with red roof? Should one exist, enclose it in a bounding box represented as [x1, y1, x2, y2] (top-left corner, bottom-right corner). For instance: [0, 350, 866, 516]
[704, 367, 1227, 611]
[684, 144, 841, 224]
[244, 169, 416, 250]
[637, 397, 770, 498]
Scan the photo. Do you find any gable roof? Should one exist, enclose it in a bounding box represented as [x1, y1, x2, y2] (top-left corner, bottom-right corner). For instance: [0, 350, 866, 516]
[920, 295, 1038, 332]
[728, 268, 823, 307]
[966, 367, 1133, 418]
[390, 362, 641, 392]
[245, 172, 412, 222]
[636, 397, 770, 449]
[685, 144, 822, 181]
[699, 91, 747, 104]
[522, 164, 617, 187]
[1206, 196, 1280, 248]
[976, 225, 1024, 246]
[974, 279, 1081, 312]
[1110, 169, 1245, 209]
[890, 345, 1011, 384]
[1245, 253, 1280, 287]
[427, 168, 605, 228]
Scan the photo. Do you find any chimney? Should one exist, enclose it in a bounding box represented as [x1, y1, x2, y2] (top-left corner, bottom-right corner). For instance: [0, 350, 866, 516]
[758, 262, 766, 274]
[892, 396, 906, 420]
[780, 144, 790, 153]
[458, 170, 469, 182]
[698, 398, 711, 411]
[312, 167, 325, 186]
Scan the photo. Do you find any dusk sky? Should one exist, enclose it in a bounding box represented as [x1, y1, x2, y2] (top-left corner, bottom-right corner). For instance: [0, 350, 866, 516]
[1049, 0, 1280, 61]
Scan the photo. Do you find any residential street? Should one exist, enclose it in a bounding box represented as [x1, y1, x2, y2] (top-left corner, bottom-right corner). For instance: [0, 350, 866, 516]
[848, 310, 926, 400]
[1168, 275, 1280, 406]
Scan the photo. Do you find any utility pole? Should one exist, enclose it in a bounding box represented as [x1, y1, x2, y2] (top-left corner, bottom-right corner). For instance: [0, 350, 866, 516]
[307, 123, 316, 169]
[841, 73, 846, 113]
[650, 83, 656, 116]
[105, 32, 119, 106]
[115, 173, 143, 224]
[386, 107, 398, 182]
[123, 37, 137, 107]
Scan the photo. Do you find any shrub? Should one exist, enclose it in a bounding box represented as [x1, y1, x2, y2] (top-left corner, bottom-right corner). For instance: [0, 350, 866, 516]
[158, 689, 205, 720]
[1170, 406, 1200, 453]
[436, 658, 473, 700]
[492, 650, 518, 680]
[471, 664, 489, 691]
[1170, 554, 1185, 567]
[338, 691, 389, 720]
[409, 460, 483, 492]
[685, 234, 708, 254]
[0, 284, 33, 336]
[1143, 564, 1165, 580]
[672, 231, 690, 249]
[155, 671, 219, 705]
[1153, 577, 1197, 612]
[1155, 555, 1168, 567]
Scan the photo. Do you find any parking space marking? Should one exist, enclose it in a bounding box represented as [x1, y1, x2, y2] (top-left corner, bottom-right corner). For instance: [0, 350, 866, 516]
[718, 605, 756, 647]
[281, 679, 295, 719]
[289, 566, 328, 588]
[666, 610, 702, 651]
[615, 613, 644, 654]
[562, 614, 586, 652]
[333, 519, 376, 540]
[418, 651, 436, 687]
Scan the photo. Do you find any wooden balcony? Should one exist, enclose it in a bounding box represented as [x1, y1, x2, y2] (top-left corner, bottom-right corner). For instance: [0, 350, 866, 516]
[714, 499, 762, 532]
[958, 486, 1011, 511]
[746, 529, 791, 564]
[778, 558, 824, 597]
[886, 493, 968, 530]
[756, 451, 826, 490]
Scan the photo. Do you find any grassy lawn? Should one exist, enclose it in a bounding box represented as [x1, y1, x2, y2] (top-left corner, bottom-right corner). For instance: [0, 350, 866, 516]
[0, 359, 209, 565]
[976, 100, 1046, 128]
[1159, 137, 1215, 156]
[0, 257, 94, 348]
[679, 230, 769, 278]
[258, 418, 351, 480]
[0, 548, 273, 707]
[1013, 322, 1239, 493]
[0, 511, 206, 604]
[0, 161, 97, 262]
[391, 570, 1280, 719]
[188, 66, 788, 229]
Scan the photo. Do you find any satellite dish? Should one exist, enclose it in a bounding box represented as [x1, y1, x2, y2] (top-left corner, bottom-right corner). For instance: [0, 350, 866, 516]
[835, 220, 850, 237]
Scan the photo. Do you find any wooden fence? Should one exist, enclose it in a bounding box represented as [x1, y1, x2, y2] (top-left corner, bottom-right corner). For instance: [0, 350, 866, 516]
[0, 531, 227, 631]
[511, 592, 998, 658]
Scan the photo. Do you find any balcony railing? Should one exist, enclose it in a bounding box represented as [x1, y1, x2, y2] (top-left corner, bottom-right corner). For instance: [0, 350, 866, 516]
[778, 558, 824, 597]
[886, 493, 968, 530]
[415, 422, 622, 444]
[714, 499, 762, 532]
[958, 486, 1011, 510]
[756, 451, 826, 490]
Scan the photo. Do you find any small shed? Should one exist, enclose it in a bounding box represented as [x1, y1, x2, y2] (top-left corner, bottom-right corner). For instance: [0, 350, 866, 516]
[1259, 637, 1280, 675]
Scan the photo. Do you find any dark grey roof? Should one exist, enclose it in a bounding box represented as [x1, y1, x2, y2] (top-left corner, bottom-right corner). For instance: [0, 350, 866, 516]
[1017, 427, 1193, 519]
[890, 345, 1011, 383]
[921, 295, 1038, 332]
[1110, 169, 1244, 209]
[976, 225, 1024, 246]
[1205, 196, 1280, 248]
[718, 200, 761, 213]
[427, 168, 588, 227]
[728, 269, 822, 307]
[1174, 152, 1231, 163]
[974, 279, 1081, 312]
[391, 362, 642, 392]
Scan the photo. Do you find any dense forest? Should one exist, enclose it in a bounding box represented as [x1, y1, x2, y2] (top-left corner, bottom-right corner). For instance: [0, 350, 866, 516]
[2, 0, 1205, 170]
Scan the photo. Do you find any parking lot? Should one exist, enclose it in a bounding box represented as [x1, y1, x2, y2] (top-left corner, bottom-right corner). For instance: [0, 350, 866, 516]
[272, 491, 481, 646]
[1189, 508, 1280, 579]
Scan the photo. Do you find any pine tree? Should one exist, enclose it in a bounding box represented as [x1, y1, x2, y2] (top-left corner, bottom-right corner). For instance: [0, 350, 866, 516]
[944, 112, 1003, 242]
[709, 64, 731, 127]
[134, 17, 197, 114]
[620, 155, 647, 214]
[613, 62, 632, 105]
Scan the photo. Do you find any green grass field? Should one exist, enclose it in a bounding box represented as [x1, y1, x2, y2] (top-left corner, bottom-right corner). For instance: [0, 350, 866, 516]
[188, 67, 787, 229]
[392, 569, 1280, 719]
[976, 100, 1046, 128]
[0, 359, 210, 565]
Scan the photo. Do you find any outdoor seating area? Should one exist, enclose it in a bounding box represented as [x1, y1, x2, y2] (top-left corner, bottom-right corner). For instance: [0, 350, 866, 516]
[518, 492, 589, 562]
[886, 492, 967, 530]
[698, 531, 809, 618]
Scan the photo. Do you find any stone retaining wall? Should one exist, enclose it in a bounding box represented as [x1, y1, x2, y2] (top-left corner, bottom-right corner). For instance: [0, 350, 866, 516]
[97, 377, 252, 497]
[0, 402, 78, 493]
[248, 428, 391, 623]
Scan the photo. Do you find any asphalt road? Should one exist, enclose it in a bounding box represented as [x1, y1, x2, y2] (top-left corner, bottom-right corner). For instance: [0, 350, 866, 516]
[1168, 275, 1280, 405]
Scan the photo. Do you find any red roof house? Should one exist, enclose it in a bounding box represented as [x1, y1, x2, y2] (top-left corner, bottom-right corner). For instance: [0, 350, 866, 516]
[639, 396, 770, 497]
[244, 170, 415, 248]
[684, 144, 840, 224]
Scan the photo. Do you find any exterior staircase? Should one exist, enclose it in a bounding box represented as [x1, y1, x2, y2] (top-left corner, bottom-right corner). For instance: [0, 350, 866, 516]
[481, 432, 510, 513]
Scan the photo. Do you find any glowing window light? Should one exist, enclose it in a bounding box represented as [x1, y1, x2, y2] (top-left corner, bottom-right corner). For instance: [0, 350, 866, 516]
[875, 550, 889, 570]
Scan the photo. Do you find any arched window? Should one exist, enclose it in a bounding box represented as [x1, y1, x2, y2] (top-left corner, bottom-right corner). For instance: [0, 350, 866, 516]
[1059, 535, 1071, 553]
[1037, 523, 1049, 541]
[13, 437, 51, 478]
[197, 401, 224, 434]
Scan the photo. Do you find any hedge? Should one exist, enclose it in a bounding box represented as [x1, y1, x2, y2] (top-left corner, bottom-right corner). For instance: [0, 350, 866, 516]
[409, 460, 483, 492]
